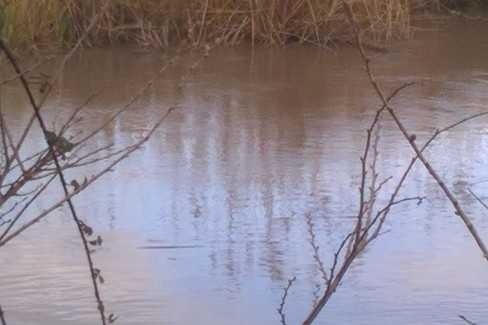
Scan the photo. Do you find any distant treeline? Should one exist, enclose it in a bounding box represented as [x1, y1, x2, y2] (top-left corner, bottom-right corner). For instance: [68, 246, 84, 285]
[0, 0, 482, 52]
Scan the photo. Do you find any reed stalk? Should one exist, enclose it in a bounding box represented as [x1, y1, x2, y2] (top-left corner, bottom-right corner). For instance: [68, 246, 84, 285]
[0, 0, 445, 52]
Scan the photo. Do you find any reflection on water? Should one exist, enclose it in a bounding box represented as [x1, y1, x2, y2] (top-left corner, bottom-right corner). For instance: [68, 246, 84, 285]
[1, 17, 488, 324]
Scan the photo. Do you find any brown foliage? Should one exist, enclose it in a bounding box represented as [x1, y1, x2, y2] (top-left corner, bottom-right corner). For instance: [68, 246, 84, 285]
[1, 0, 427, 52]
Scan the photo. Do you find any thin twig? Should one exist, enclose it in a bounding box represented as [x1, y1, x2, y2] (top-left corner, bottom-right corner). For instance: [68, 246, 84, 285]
[450, 10, 488, 22]
[303, 83, 417, 325]
[0, 44, 212, 248]
[0, 302, 6, 325]
[342, 0, 488, 261]
[0, 40, 107, 325]
[59, 87, 107, 136]
[277, 276, 296, 325]
[302, 1, 485, 322]
[0, 175, 57, 242]
[0, 59, 51, 87]
[468, 188, 488, 211]
[305, 213, 329, 284]
[459, 314, 477, 325]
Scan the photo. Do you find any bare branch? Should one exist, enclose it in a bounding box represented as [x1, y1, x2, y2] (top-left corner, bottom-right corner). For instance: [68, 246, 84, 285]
[459, 314, 477, 325]
[305, 213, 329, 284]
[342, 0, 488, 260]
[302, 2, 488, 324]
[0, 302, 6, 325]
[0, 175, 57, 242]
[277, 276, 296, 325]
[468, 188, 488, 211]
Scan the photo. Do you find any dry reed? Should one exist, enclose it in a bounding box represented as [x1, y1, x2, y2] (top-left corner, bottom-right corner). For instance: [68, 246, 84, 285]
[0, 0, 447, 52]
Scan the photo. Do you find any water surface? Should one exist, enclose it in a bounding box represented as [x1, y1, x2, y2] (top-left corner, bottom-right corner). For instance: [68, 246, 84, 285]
[1, 17, 488, 325]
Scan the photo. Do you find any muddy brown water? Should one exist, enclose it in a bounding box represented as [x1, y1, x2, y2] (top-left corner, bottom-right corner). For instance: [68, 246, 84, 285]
[1, 17, 488, 325]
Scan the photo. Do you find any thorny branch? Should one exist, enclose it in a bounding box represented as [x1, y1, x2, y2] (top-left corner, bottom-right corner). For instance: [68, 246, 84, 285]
[302, 69, 427, 325]
[297, 2, 488, 324]
[0, 38, 213, 325]
[0, 5, 114, 324]
[305, 213, 329, 284]
[342, 0, 488, 260]
[0, 39, 109, 325]
[302, 85, 421, 325]
[278, 276, 296, 325]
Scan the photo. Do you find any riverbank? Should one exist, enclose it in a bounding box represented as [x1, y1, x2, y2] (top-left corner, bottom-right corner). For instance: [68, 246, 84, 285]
[0, 0, 480, 53]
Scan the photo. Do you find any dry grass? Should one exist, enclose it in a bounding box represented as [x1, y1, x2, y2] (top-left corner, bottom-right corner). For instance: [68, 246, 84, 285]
[0, 0, 443, 52]
[182, 0, 414, 47]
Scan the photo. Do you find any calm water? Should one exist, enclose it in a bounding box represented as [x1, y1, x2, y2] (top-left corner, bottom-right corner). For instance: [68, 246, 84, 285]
[1, 17, 488, 325]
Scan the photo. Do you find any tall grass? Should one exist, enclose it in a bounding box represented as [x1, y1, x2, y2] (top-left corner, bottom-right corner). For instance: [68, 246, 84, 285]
[0, 0, 449, 52]
[1, 0, 72, 52]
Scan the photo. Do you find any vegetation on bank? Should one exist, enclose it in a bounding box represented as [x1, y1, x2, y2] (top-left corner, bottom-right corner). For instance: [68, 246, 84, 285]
[0, 0, 480, 53]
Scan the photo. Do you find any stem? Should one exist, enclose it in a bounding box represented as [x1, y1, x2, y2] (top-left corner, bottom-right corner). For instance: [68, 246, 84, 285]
[342, 0, 488, 260]
[0, 40, 107, 325]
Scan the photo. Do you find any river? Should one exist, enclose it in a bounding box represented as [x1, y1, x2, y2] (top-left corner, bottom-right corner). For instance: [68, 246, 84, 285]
[1, 15, 488, 325]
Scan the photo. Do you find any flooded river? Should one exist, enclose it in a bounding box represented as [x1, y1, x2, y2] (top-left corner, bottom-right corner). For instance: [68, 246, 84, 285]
[1, 16, 488, 325]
